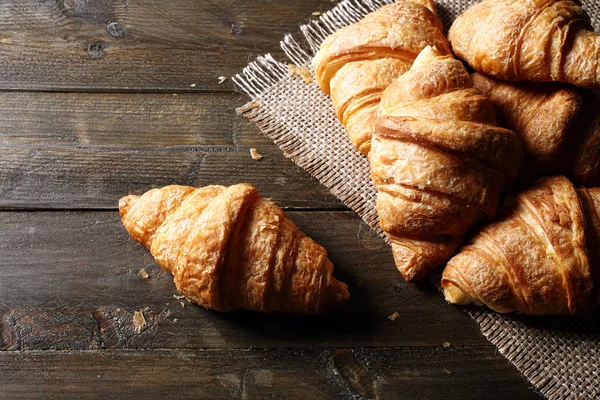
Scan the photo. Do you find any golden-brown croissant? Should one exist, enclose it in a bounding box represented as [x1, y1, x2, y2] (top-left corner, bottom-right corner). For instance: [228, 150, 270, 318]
[449, 0, 600, 89]
[312, 0, 450, 155]
[119, 184, 350, 315]
[472, 73, 600, 186]
[443, 176, 600, 315]
[370, 46, 523, 282]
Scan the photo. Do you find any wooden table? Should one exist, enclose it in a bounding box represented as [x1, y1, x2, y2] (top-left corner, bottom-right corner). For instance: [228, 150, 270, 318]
[0, 1, 542, 398]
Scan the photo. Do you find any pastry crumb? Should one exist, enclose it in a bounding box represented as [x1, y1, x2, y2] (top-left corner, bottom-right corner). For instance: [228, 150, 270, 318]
[443, 342, 451, 348]
[173, 294, 185, 300]
[443, 368, 451, 375]
[173, 318, 178, 324]
[237, 102, 261, 114]
[180, 301, 186, 308]
[388, 311, 400, 321]
[218, 76, 227, 84]
[190, 83, 196, 88]
[288, 64, 313, 84]
[139, 268, 149, 279]
[246, 102, 260, 110]
[172, 93, 177, 96]
[312, 11, 322, 16]
[250, 148, 263, 160]
[133, 310, 147, 334]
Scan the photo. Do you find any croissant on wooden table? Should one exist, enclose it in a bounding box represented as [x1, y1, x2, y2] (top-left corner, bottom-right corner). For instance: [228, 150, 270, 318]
[312, 0, 450, 155]
[119, 183, 350, 315]
[370, 46, 523, 282]
[443, 176, 600, 315]
[449, 0, 600, 89]
[472, 73, 600, 186]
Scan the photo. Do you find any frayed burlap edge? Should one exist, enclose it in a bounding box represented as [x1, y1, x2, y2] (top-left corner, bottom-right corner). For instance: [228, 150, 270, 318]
[232, 1, 600, 399]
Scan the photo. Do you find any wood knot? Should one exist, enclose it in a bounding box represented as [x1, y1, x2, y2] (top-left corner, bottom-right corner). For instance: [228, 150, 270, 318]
[330, 349, 377, 399]
[106, 21, 127, 38]
[88, 42, 106, 58]
[230, 24, 243, 35]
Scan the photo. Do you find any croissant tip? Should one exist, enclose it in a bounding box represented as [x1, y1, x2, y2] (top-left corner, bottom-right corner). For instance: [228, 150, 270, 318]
[118, 195, 138, 218]
[391, 244, 436, 283]
[398, 268, 426, 284]
[442, 280, 473, 306]
[323, 278, 350, 312]
[415, 45, 442, 62]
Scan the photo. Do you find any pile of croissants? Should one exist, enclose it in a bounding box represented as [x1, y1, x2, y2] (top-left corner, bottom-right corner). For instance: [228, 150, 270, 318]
[120, 0, 600, 316]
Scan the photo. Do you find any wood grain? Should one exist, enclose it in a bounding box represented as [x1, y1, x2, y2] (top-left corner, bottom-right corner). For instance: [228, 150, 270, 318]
[0, 91, 342, 210]
[0, 91, 263, 147]
[0, 0, 336, 92]
[0, 348, 541, 399]
[0, 210, 491, 350]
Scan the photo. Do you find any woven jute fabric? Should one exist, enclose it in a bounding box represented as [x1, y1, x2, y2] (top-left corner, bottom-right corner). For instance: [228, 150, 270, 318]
[233, 1, 600, 398]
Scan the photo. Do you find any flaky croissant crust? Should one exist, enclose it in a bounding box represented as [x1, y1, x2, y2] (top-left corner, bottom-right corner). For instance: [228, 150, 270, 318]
[313, 0, 447, 94]
[120, 184, 349, 315]
[472, 73, 600, 186]
[370, 46, 522, 282]
[449, 0, 600, 89]
[443, 176, 600, 315]
[312, 0, 450, 154]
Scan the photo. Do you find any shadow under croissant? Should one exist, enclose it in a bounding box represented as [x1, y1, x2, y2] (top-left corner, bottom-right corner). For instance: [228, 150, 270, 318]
[457, 302, 600, 337]
[507, 308, 600, 335]
[210, 267, 381, 340]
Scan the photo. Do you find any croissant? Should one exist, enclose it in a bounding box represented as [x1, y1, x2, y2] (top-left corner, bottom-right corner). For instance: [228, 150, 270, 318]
[448, 0, 600, 89]
[442, 176, 600, 315]
[472, 73, 600, 186]
[119, 183, 350, 315]
[311, 0, 450, 155]
[370, 46, 523, 282]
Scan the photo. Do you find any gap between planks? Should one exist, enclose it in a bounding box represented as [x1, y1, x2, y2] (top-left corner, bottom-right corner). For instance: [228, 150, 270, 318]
[0, 344, 500, 353]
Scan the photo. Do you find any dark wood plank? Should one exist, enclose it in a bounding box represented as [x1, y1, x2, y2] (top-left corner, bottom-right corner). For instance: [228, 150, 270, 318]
[0, 0, 335, 92]
[0, 91, 263, 147]
[0, 347, 540, 399]
[0, 91, 342, 210]
[0, 210, 491, 350]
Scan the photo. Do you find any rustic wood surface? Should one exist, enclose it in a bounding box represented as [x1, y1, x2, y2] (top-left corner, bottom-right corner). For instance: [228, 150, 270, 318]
[0, 0, 542, 398]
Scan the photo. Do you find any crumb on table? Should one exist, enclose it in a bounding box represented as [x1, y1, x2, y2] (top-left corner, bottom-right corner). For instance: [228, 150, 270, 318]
[388, 311, 400, 321]
[250, 148, 263, 160]
[288, 64, 313, 84]
[133, 310, 147, 334]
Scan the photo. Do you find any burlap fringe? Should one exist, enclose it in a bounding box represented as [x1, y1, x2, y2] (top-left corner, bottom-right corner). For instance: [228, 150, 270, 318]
[232, 1, 600, 399]
[233, 0, 395, 93]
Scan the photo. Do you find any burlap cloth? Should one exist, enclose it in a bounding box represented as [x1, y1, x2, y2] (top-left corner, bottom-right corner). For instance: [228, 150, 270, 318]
[233, 1, 600, 398]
